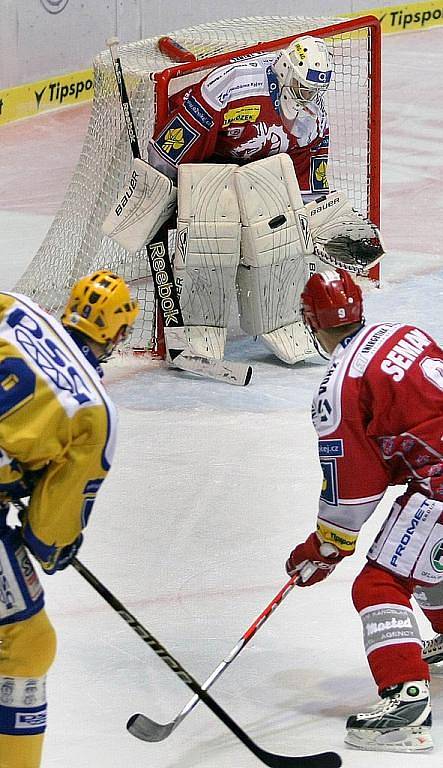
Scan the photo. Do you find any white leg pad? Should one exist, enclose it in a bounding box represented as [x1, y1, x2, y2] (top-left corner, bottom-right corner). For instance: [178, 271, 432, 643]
[234, 155, 316, 363]
[102, 158, 177, 253]
[165, 324, 227, 361]
[234, 154, 313, 269]
[261, 322, 315, 365]
[174, 163, 241, 357]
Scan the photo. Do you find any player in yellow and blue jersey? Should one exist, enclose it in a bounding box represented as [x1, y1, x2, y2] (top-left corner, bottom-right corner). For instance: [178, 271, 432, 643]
[0, 270, 139, 768]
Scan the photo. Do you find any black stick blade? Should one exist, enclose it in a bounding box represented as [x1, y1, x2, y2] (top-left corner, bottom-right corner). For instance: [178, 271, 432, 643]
[253, 746, 342, 768]
[127, 713, 176, 742]
[127, 712, 341, 768]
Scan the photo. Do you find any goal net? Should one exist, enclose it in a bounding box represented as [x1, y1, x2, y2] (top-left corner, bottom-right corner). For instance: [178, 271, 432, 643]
[15, 15, 381, 354]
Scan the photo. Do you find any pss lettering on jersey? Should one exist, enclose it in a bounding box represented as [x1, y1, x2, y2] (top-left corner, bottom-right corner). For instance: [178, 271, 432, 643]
[2, 304, 100, 416]
[0, 292, 117, 472]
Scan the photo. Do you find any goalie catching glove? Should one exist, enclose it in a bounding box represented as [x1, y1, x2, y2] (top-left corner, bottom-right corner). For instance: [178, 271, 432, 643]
[286, 532, 342, 586]
[306, 191, 385, 273]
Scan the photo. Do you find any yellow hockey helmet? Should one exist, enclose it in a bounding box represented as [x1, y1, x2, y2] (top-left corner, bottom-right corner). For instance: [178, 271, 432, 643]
[61, 270, 139, 347]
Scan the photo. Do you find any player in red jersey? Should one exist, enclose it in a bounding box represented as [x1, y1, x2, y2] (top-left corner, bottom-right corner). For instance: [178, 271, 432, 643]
[104, 40, 383, 367]
[148, 36, 332, 200]
[286, 268, 443, 752]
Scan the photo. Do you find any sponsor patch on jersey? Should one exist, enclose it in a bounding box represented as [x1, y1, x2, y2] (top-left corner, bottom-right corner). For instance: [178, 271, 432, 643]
[317, 521, 357, 551]
[226, 126, 244, 138]
[431, 538, 443, 574]
[222, 105, 261, 127]
[320, 459, 339, 506]
[319, 439, 344, 458]
[154, 115, 199, 165]
[183, 95, 214, 130]
[16, 545, 43, 603]
[15, 711, 47, 730]
[310, 156, 329, 192]
[266, 65, 280, 114]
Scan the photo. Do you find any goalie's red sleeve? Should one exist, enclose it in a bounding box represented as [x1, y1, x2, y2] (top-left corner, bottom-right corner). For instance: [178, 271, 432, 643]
[312, 323, 443, 551]
[148, 53, 329, 197]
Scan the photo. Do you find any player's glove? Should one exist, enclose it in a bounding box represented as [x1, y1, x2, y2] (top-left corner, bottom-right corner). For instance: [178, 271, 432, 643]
[286, 533, 341, 587]
[41, 535, 84, 575]
[0, 465, 44, 504]
[21, 516, 83, 575]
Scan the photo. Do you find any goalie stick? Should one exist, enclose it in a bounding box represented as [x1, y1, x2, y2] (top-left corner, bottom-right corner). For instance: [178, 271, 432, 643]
[106, 37, 253, 387]
[72, 557, 341, 768]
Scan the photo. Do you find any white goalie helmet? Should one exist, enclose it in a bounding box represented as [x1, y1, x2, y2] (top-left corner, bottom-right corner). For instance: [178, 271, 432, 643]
[273, 36, 333, 120]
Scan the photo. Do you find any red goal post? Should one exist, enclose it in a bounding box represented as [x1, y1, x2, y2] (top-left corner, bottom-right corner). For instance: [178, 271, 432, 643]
[15, 15, 381, 356]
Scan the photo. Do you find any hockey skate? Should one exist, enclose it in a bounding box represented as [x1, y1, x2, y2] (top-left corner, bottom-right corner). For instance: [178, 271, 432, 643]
[345, 680, 433, 752]
[423, 634, 443, 675]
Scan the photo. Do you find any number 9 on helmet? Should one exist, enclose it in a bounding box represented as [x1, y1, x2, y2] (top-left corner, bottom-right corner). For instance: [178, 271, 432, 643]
[61, 270, 140, 358]
[273, 35, 333, 120]
[300, 268, 363, 332]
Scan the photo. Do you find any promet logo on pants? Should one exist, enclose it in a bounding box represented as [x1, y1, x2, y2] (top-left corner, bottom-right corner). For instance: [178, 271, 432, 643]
[40, 0, 70, 13]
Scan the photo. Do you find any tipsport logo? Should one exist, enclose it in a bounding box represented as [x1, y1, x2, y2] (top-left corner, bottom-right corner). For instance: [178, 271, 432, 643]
[40, 0, 69, 13]
[34, 77, 93, 109]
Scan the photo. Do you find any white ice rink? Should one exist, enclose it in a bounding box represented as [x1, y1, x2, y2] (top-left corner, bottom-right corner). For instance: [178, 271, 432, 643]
[1, 25, 443, 768]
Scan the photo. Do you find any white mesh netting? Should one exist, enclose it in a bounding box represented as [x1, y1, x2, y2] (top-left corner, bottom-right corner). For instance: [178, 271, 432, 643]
[15, 15, 379, 352]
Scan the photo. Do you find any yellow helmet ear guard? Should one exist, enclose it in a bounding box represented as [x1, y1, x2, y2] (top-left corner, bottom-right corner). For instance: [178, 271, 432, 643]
[61, 270, 139, 347]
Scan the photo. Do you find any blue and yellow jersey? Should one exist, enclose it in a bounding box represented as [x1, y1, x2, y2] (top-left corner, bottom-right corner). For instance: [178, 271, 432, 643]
[0, 292, 117, 567]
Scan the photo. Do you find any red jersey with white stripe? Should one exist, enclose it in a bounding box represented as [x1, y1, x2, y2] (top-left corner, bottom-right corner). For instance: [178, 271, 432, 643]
[313, 323, 443, 550]
[148, 53, 329, 198]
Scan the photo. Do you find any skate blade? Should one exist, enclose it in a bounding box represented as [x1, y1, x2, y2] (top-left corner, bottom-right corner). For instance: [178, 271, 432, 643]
[345, 725, 433, 753]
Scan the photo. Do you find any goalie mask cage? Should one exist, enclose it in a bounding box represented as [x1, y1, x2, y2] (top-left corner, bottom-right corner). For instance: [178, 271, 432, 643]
[15, 15, 381, 355]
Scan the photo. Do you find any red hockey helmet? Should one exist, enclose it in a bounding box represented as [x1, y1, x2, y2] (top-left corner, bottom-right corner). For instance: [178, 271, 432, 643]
[301, 268, 363, 331]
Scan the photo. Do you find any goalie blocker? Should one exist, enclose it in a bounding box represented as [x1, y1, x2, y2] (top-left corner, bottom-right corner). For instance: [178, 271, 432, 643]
[103, 156, 384, 365]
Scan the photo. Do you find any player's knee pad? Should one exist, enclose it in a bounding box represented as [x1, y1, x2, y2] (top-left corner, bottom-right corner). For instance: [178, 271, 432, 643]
[173, 163, 241, 358]
[0, 610, 56, 739]
[234, 155, 316, 363]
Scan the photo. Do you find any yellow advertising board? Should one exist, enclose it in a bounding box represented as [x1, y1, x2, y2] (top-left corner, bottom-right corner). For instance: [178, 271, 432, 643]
[348, 1, 443, 33]
[1, 1, 442, 126]
[0, 69, 93, 127]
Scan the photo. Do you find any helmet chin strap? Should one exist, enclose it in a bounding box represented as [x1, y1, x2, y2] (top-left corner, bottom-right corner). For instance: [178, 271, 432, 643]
[306, 325, 330, 361]
[98, 324, 131, 362]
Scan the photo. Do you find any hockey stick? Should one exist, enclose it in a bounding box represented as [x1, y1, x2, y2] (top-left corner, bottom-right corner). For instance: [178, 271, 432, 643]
[106, 37, 253, 387]
[72, 557, 341, 768]
[128, 573, 301, 741]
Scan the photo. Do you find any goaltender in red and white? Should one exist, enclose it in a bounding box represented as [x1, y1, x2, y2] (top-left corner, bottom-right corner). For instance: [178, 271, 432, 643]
[103, 36, 384, 366]
[286, 268, 443, 753]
